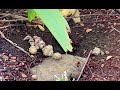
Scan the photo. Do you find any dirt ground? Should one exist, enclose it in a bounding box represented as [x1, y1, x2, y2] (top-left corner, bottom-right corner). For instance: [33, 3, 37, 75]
[0, 9, 120, 81]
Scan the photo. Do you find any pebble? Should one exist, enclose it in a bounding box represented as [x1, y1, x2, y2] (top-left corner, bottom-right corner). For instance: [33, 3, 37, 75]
[100, 51, 105, 55]
[105, 51, 110, 55]
[11, 56, 16, 60]
[11, 59, 16, 63]
[101, 64, 104, 67]
[5, 76, 9, 80]
[86, 29, 92, 33]
[0, 76, 3, 81]
[2, 55, 9, 61]
[0, 54, 4, 57]
[92, 47, 101, 55]
[21, 62, 25, 66]
[8, 54, 12, 57]
[0, 58, 2, 61]
[15, 68, 19, 70]
[21, 73, 27, 78]
[101, 59, 104, 62]
[32, 75, 37, 80]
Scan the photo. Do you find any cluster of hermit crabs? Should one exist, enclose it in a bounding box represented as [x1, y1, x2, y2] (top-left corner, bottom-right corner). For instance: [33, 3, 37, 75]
[24, 35, 62, 60]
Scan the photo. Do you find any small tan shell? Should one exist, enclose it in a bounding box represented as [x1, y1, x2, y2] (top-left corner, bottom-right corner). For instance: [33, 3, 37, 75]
[33, 36, 42, 41]
[38, 40, 46, 49]
[52, 52, 62, 60]
[42, 45, 53, 56]
[29, 46, 37, 54]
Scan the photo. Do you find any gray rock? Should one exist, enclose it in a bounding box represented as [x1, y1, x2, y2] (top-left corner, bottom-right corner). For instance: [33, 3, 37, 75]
[30, 54, 87, 81]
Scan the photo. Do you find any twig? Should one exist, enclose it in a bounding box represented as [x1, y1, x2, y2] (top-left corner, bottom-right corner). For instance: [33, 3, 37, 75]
[82, 18, 120, 24]
[76, 50, 92, 81]
[0, 24, 27, 29]
[0, 19, 28, 22]
[0, 13, 27, 19]
[0, 31, 30, 56]
[66, 14, 120, 19]
[111, 26, 120, 33]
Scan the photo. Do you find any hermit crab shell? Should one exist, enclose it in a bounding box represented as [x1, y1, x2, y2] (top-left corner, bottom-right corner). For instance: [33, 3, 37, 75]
[42, 45, 53, 56]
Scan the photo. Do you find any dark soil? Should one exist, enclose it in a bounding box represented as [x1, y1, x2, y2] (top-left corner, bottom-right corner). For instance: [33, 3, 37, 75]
[0, 9, 120, 81]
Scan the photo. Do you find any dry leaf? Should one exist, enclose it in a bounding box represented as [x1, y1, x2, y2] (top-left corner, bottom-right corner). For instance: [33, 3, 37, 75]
[61, 9, 71, 17]
[61, 9, 84, 26]
[106, 56, 112, 60]
[38, 25, 45, 31]
[70, 9, 81, 23]
[86, 29, 92, 33]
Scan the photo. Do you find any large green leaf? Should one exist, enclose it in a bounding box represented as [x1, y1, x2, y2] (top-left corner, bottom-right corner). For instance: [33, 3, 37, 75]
[27, 9, 36, 22]
[27, 9, 73, 52]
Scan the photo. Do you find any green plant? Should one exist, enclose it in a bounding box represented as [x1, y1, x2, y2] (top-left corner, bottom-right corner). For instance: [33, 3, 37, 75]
[27, 9, 73, 52]
[54, 71, 69, 81]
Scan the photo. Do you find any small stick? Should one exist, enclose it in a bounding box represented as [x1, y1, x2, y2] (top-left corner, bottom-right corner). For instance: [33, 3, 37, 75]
[76, 50, 92, 81]
[0, 31, 30, 56]
[66, 14, 120, 19]
[111, 26, 120, 33]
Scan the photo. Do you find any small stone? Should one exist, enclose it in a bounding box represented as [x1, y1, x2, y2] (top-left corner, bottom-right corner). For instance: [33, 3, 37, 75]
[21, 62, 25, 66]
[92, 47, 101, 55]
[8, 54, 12, 57]
[86, 29, 92, 33]
[0, 58, 2, 61]
[5, 76, 9, 80]
[114, 23, 116, 26]
[2, 55, 9, 61]
[15, 68, 19, 70]
[11, 59, 16, 63]
[30, 55, 34, 58]
[105, 51, 110, 55]
[32, 75, 37, 80]
[100, 51, 105, 55]
[11, 56, 16, 60]
[0, 76, 3, 81]
[0, 54, 4, 57]
[101, 59, 104, 62]
[101, 64, 104, 67]
[21, 73, 27, 78]
[52, 52, 62, 60]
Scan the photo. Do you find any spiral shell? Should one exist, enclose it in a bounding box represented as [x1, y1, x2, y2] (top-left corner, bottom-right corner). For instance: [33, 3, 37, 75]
[52, 52, 62, 60]
[29, 46, 37, 54]
[42, 45, 53, 56]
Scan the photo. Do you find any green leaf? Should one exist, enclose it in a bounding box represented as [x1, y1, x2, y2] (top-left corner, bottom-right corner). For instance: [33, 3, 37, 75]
[27, 9, 36, 22]
[27, 9, 73, 52]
